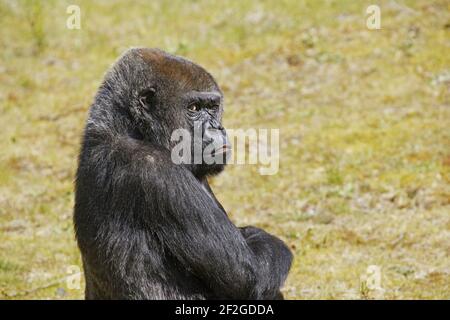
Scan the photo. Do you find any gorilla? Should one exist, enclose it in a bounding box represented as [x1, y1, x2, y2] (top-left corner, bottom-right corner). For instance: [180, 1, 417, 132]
[74, 48, 293, 300]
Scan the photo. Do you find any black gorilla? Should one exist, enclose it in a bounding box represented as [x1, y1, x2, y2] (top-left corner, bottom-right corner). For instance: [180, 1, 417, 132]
[74, 48, 293, 299]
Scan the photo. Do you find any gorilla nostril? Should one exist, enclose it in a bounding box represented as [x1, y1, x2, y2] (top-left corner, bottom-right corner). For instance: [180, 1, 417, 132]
[213, 123, 224, 131]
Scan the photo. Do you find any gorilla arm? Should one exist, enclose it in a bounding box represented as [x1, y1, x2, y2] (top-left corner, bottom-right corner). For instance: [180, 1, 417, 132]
[201, 179, 293, 299]
[239, 226, 292, 299]
[110, 137, 292, 299]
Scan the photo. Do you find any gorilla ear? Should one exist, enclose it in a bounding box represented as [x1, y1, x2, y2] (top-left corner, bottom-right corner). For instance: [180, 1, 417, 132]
[139, 87, 156, 109]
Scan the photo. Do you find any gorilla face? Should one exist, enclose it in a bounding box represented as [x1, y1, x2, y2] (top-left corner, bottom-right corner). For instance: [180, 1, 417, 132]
[182, 90, 231, 176]
[112, 48, 230, 177]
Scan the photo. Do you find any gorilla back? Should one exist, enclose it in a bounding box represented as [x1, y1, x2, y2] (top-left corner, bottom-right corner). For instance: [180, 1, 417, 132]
[74, 48, 292, 299]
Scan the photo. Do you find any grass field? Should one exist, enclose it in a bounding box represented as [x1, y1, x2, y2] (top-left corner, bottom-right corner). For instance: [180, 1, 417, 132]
[0, 0, 449, 299]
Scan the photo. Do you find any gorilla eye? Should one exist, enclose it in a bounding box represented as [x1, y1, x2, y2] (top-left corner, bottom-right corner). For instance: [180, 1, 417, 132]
[188, 104, 200, 112]
[139, 87, 156, 109]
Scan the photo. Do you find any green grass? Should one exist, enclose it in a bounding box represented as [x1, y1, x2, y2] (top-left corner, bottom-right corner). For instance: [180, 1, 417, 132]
[0, 0, 449, 299]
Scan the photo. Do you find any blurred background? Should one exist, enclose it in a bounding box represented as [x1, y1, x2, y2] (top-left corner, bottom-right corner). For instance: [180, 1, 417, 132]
[0, 0, 449, 299]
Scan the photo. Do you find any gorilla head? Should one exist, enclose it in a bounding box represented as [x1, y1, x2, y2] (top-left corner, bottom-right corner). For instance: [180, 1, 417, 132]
[102, 48, 230, 177]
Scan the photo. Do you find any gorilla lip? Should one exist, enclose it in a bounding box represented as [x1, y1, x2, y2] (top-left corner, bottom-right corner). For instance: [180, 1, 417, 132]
[215, 144, 232, 154]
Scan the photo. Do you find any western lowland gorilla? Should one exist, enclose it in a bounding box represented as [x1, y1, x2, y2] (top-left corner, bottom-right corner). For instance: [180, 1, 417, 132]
[74, 48, 293, 299]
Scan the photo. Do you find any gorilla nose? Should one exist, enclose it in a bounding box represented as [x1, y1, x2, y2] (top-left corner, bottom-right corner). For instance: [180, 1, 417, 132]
[209, 119, 224, 131]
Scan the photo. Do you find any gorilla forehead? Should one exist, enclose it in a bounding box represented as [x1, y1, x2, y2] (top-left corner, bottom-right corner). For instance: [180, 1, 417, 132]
[128, 47, 220, 92]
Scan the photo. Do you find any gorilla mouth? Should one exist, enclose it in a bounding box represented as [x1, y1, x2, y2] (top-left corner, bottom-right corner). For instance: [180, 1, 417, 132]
[215, 144, 232, 155]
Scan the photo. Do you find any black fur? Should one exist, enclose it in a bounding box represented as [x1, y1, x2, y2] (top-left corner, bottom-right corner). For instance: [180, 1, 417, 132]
[74, 48, 293, 299]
